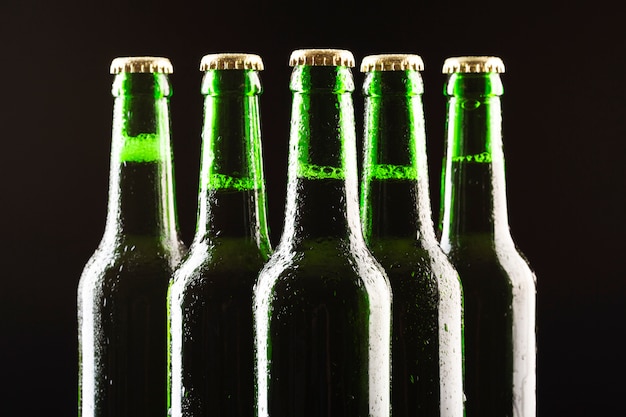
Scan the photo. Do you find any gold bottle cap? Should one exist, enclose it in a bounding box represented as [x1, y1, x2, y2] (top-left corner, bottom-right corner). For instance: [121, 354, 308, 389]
[110, 56, 173, 74]
[442, 56, 505, 74]
[200, 53, 264, 71]
[360, 54, 424, 72]
[289, 49, 355, 67]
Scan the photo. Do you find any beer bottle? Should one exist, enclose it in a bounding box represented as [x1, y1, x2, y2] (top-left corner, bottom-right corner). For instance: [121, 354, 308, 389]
[253, 49, 392, 417]
[438, 56, 536, 417]
[77, 57, 186, 416]
[168, 53, 272, 417]
[360, 54, 464, 417]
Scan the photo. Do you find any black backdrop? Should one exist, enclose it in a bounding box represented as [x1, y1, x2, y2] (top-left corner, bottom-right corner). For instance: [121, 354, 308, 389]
[2, 0, 624, 415]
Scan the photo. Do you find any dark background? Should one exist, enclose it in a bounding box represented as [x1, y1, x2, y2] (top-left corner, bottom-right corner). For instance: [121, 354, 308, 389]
[1, 0, 624, 415]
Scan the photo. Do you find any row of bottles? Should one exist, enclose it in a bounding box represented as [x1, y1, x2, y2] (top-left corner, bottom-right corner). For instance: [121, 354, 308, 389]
[77, 49, 536, 417]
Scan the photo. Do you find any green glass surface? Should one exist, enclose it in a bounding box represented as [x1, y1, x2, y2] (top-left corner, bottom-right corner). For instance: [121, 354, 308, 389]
[438, 72, 537, 417]
[168, 68, 272, 417]
[254, 64, 392, 417]
[360, 69, 464, 417]
[77, 72, 185, 417]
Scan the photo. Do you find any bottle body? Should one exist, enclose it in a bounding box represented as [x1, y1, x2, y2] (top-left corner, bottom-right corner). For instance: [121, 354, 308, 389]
[360, 61, 464, 417]
[169, 61, 271, 417]
[79, 237, 181, 416]
[438, 63, 536, 417]
[254, 53, 391, 417]
[256, 238, 391, 417]
[443, 237, 534, 417]
[78, 63, 185, 417]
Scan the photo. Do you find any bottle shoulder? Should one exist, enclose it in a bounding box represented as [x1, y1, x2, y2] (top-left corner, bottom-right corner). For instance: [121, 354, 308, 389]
[367, 237, 461, 295]
[256, 238, 390, 297]
[262, 237, 374, 268]
[170, 237, 270, 293]
[369, 237, 452, 267]
[79, 235, 184, 283]
[442, 234, 536, 289]
[78, 245, 177, 306]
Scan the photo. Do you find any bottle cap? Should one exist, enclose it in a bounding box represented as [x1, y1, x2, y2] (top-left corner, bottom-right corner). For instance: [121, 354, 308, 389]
[200, 53, 264, 71]
[442, 56, 505, 74]
[110, 57, 173, 74]
[289, 49, 355, 68]
[360, 54, 424, 72]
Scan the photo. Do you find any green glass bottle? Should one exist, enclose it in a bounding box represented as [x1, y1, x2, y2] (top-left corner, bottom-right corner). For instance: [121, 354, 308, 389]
[254, 49, 392, 417]
[77, 57, 186, 417]
[168, 53, 272, 417]
[360, 54, 464, 417]
[438, 56, 536, 417]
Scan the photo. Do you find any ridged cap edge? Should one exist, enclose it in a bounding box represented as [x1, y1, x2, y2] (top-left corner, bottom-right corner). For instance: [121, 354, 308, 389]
[110, 56, 173, 74]
[289, 49, 355, 67]
[360, 54, 424, 72]
[442, 56, 505, 74]
[200, 53, 264, 71]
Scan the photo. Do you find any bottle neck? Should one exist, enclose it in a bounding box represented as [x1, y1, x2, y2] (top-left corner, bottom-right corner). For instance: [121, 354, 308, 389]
[194, 69, 271, 252]
[439, 72, 512, 248]
[360, 70, 438, 245]
[279, 65, 363, 248]
[103, 73, 180, 243]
